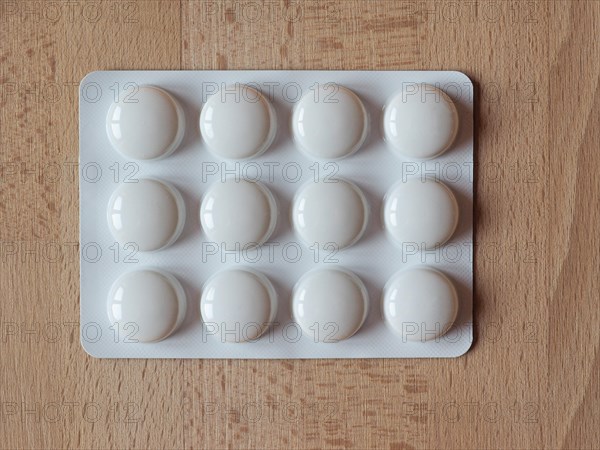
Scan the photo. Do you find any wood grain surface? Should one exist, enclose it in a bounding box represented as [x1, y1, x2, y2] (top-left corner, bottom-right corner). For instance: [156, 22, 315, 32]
[1, 1, 599, 449]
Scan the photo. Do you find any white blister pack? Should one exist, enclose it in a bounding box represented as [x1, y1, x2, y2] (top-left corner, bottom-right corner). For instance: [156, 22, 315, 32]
[79, 70, 474, 358]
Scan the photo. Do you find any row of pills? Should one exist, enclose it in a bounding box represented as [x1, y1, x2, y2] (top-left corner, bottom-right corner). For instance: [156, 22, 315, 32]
[106, 83, 459, 162]
[107, 176, 459, 252]
[108, 265, 458, 344]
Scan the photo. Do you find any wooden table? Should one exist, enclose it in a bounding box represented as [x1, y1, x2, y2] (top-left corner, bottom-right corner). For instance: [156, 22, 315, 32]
[1, 1, 598, 448]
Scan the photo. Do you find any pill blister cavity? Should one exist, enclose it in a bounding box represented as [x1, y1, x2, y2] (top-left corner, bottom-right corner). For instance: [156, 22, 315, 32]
[291, 178, 369, 250]
[200, 268, 277, 343]
[382, 267, 458, 341]
[292, 84, 368, 160]
[200, 84, 277, 160]
[200, 178, 277, 250]
[292, 268, 369, 342]
[106, 85, 185, 161]
[383, 83, 458, 160]
[383, 178, 459, 250]
[107, 178, 186, 252]
[107, 269, 187, 343]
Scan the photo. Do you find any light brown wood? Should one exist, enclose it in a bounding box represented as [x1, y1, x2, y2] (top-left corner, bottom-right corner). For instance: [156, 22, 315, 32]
[1, 1, 598, 448]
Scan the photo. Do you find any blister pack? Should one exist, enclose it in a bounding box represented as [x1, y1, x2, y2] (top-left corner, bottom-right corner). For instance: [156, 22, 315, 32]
[79, 70, 474, 358]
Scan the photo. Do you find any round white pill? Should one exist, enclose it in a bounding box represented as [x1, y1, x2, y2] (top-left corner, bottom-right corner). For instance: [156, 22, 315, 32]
[107, 178, 185, 252]
[106, 85, 185, 160]
[200, 178, 277, 250]
[291, 179, 368, 250]
[107, 269, 187, 343]
[199, 84, 276, 160]
[383, 178, 458, 249]
[200, 268, 277, 343]
[292, 268, 369, 342]
[382, 267, 458, 341]
[291, 84, 368, 160]
[383, 84, 458, 160]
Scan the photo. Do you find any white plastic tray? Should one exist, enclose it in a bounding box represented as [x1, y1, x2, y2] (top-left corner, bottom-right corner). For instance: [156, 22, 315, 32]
[79, 70, 473, 358]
